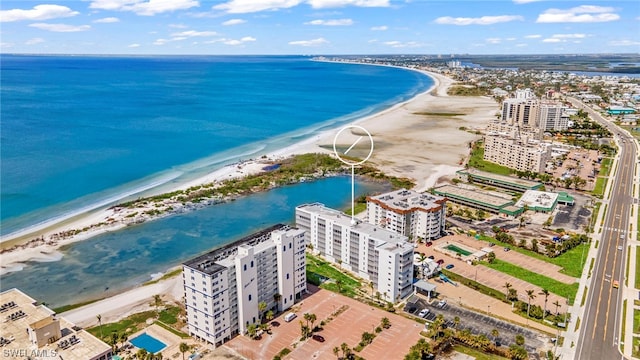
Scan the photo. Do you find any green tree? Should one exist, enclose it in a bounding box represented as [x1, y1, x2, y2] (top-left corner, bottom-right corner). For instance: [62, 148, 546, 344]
[265, 310, 274, 322]
[509, 344, 528, 360]
[515, 334, 525, 346]
[247, 323, 258, 339]
[336, 279, 343, 293]
[526, 289, 536, 318]
[96, 314, 103, 341]
[539, 289, 550, 320]
[179, 342, 190, 360]
[381, 317, 391, 329]
[504, 282, 512, 301]
[333, 346, 340, 359]
[487, 251, 496, 264]
[258, 301, 268, 322]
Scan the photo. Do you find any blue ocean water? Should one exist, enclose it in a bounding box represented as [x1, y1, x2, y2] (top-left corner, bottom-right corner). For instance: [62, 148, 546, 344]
[0, 55, 433, 236]
[0, 177, 387, 307]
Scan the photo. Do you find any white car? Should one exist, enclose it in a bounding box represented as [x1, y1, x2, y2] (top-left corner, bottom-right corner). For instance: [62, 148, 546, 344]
[418, 308, 430, 318]
[617, 246, 623, 251]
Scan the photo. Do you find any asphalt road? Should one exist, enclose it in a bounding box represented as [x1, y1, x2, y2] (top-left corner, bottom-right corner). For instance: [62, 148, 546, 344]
[569, 98, 637, 360]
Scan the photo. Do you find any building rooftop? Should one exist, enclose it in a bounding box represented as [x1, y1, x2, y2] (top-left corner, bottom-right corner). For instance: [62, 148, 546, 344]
[434, 185, 514, 209]
[458, 169, 542, 190]
[367, 189, 445, 214]
[183, 224, 288, 275]
[0, 288, 111, 360]
[297, 203, 409, 252]
[515, 190, 559, 211]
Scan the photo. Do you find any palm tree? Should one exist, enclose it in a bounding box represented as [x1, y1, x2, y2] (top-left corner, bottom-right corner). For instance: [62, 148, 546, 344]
[340, 342, 350, 359]
[504, 282, 512, 301]
[247, 323, 258, 339]
[265, 310, 274, 323]
[273, 293, 282, 310]
[152, 294, 163, 317]
[333, 346, 340, 359]
[380, 317, 391, 329]
[491, 329, 499, 343]
[335, 279, 343, 293]
[539, 289, 550, 320]
[179, 342, 190, 360]
[526, 289, 536, 318]
[369, 281, 374, 297]
[258, 301, 268, 322]
[553, 300, 562, 315]
[96, 314, 103, 340]
[119, 332, 128, 351]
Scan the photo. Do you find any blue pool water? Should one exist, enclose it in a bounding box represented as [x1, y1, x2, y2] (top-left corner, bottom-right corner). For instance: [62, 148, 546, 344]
[130, 333, 166, 354]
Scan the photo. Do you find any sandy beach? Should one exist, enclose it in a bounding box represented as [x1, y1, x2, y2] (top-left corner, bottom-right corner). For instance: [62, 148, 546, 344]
[0, 67, 498, 281]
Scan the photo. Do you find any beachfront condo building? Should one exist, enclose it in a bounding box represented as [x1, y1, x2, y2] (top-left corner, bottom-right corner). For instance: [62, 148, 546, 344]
[295, 203, 414, 302]
[483, 132, 551, 173]
[365, 189, 447, 240]
[0, 288, 112, 360]
[182, 224, 306, 347]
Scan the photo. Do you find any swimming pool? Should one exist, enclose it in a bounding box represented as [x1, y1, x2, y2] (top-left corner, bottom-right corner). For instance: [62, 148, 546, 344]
[445, 244, 473, 256]
[130, 333, 167, 354]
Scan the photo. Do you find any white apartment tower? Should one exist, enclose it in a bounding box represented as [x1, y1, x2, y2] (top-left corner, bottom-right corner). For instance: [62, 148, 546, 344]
[483, 133, 551, 173]
[296, 203, 414, 302]
[365, 189, 447, 240]
[183, 224, 306, 347]
[538, 102, 568, 131]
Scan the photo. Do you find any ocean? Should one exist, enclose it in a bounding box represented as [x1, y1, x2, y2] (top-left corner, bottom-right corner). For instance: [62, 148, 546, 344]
[0, 55, 434, 236]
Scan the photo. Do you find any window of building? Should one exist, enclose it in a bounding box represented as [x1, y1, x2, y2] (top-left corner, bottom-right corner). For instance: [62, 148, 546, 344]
[248, 294, 252, 301]
[244, 264, 247, 271]
[251, 260, 254, 268]
[286, 273, 289, 279]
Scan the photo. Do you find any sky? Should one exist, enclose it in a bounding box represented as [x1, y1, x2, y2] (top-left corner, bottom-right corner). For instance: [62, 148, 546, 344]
[1, 0, 639, 55]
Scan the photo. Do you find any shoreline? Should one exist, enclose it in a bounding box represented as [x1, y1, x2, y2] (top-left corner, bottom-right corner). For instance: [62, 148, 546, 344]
[0, 64, 498, 279]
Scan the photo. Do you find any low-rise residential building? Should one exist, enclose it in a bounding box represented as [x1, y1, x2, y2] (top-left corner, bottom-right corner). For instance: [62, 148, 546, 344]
[433, 184, 524, 218]
[0, 288, 112, 360]
[296, 203, 414, 302]
[365, 189, 447, 240]
[182, 224, 306, 347]
[456, 169, 543, 193]
[515, 190, 560, 213]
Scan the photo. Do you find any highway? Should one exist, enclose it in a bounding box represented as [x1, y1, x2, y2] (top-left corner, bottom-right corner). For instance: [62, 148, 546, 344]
[569, 98, 637, 360]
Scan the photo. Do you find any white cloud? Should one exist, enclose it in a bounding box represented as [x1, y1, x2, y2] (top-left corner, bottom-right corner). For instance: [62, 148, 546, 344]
[94, 17, 120, 23]
[0, 42, 14, 48]
[486, 38, 501, 44]
[524, 34, 541, 38]
[214, 0, 303, 14]
[541, 33, 589, 43]
[171, 30, 219, 37]
[223, 36, 256, 45]
[434, 15, 524, 25]
[551, 33, 587, 39]
[368, 39, 377, 43]
[169, 23, 188, 28]
[1, 4, 78, 23]
[537, 5, 619, 23]
[128, 43, 141, 48]
[25, 38, 45, 45]
[505, 37, 516, 41]
[289, 37, 329, 46]
[516, 43, 528, 47]
[383, 40, 423, 48]
[370, 25, 387, 31]
[154, 38, 169, 45]
[305, 18, 353, 26]
[90, 0, 199, 16]
[222, 18, 247, 25]
[307, 0, 390, 8]
[609, 39, 640, 46]
[29, 23, 90, 32]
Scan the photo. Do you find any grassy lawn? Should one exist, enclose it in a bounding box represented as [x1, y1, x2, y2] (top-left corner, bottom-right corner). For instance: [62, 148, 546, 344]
[634, 309, 640, 335]
[599, 157, 613, 175]
[87, 305, 186, 342]
[622, 300, 628, 352]
[481, 259, 579, 302]
[633, 337, 640, 358]
[636, 247, 640, 289]
[306, 253, 361, 298]
[478, 235, 588, 278]
[452, 344, 509, 360]
[593, 177, 607, 197]
[467, 142, 513, 176]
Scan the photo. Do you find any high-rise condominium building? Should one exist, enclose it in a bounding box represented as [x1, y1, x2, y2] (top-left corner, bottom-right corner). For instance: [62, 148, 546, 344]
[483, 133, 551, 173]
[365, 189, 447, 240]
[295, 203, 414, 302]
[182, 224, 306, 347]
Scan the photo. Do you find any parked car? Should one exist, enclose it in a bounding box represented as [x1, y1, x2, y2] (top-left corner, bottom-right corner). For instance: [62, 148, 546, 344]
[503, 247, 511, 252]
[437, 259, 445, 265]
[428, 255, 435, 260]
[418, 308, 430, 318]
[445, 264, 455, 269]
[613, 280, 619, 289]
[312, 334, 325, 342]
[437, 300, 447, 308]
[488, 242, 495, 247]
[426, 241, 433, 247]
[284, 313, 297, 322]
[618, 246, 623, 251]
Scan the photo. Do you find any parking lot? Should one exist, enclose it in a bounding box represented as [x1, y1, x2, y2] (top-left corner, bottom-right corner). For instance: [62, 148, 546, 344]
[224, 286, 424, 359]
[404, 295, 547, 354]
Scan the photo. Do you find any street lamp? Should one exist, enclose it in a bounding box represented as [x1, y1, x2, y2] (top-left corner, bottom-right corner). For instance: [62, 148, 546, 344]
[487, 305, 491, 316]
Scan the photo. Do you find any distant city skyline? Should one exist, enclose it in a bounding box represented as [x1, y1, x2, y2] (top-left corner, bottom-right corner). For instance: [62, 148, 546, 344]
[1, 0, 639, 55]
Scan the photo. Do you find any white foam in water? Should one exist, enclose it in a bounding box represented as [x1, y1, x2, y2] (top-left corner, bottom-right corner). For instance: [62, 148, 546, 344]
[0, 263, 25, 276]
